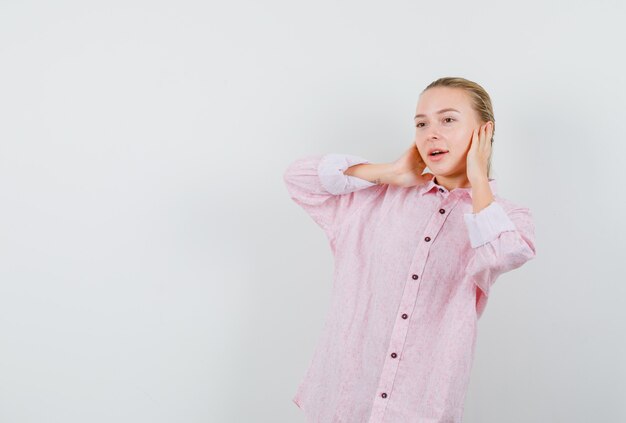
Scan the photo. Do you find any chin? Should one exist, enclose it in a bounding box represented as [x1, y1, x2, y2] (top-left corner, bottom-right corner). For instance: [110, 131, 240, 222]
[427, 163, 452, 173]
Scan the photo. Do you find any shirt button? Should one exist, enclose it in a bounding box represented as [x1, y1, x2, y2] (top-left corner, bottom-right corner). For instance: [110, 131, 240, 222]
[412, 274, 418, 280]
[391, 352, 397, 358]
[381, 393, 387, 398]
[439, 208, 445, 214]
[401, 313, 408, 319]
[424, 236, 431, 242]
[438, 188, 444, 193]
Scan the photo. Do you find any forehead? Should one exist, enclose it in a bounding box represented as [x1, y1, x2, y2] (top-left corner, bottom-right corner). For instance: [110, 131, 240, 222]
[415, 87, 472, 115]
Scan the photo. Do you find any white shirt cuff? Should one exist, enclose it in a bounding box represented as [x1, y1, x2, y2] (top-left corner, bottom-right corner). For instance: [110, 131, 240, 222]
[463, 201, 517, 248]
[318, 153, 377, 195]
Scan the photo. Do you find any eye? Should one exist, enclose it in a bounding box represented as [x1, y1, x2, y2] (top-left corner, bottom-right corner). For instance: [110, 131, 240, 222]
[415, 117, 455, 128]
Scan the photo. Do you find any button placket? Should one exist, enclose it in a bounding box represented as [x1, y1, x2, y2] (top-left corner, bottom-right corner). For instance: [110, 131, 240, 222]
[367, 200, 458, 423]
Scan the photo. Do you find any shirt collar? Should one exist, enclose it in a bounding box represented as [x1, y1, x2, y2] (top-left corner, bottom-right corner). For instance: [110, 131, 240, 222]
[419, 174, 498, 199]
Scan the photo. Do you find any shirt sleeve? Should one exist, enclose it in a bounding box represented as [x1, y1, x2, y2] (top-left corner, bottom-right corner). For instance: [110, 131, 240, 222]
[463, 201, 536, 299]
[283, 153, 383, 244]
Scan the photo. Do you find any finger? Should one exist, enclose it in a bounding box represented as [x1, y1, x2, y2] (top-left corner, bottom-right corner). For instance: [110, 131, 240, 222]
[480, 123, 489, 152]
[469, 127, 478, 152]
[476, 125, 484, 151]
[484, 122, 493, 151]
[479, 124, 484, 145]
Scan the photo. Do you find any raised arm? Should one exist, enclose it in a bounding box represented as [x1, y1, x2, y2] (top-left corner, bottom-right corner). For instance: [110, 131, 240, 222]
[463, 201, 536, 302]
[283, 153, 390, 246]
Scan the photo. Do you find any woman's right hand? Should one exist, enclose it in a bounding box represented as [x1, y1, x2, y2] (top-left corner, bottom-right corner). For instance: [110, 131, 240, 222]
[391, 142, 433, 187]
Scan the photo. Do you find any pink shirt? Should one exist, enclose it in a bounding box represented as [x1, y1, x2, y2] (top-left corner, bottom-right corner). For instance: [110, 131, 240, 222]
[283, 153, 536, 423]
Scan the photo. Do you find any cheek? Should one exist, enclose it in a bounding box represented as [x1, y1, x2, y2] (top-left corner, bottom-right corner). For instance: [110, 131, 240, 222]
[450, 137, 470, 156]
[454, 132, 474, 151]
[448, 142, 471, 163]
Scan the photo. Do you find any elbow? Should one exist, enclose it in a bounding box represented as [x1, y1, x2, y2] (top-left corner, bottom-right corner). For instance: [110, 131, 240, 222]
[521, 231, 537, 261]
[506, 237, 536, 272]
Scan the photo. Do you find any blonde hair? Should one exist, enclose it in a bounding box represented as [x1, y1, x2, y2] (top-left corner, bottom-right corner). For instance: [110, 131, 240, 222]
[422, 77, 495, 178]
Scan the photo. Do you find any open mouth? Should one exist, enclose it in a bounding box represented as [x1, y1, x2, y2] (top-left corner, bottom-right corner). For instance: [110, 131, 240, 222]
[429, 150, 449, 158]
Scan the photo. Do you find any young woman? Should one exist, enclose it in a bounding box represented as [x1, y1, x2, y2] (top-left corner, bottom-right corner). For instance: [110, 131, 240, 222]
[283, 77, 536, 423]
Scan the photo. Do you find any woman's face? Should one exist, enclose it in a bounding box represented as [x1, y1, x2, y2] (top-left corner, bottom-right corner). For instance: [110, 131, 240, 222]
[413, 87, 483, 179]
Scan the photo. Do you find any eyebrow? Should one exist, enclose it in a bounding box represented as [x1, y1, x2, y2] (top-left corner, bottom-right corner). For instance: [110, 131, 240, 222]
[414, 108, 461, 120]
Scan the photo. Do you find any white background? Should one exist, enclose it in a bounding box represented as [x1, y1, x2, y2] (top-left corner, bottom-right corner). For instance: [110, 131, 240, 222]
[1, 0, 624, 422]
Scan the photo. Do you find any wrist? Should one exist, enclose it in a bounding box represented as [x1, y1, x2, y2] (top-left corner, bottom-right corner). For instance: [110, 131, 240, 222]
[344, 162, 399, 185]
[381, 162, 400, 183]
[469, 174, 489, 186]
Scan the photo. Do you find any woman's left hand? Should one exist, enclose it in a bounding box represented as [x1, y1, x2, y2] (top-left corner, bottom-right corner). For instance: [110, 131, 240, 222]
[466, 121, 493, 184]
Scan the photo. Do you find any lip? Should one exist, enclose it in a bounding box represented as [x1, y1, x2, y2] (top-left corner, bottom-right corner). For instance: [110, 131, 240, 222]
[427, 150, 449, 162]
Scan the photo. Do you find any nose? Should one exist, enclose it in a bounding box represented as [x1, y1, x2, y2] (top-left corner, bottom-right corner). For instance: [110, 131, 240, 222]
[425, 126, 440, 141]
[427, 131, 439, 142]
